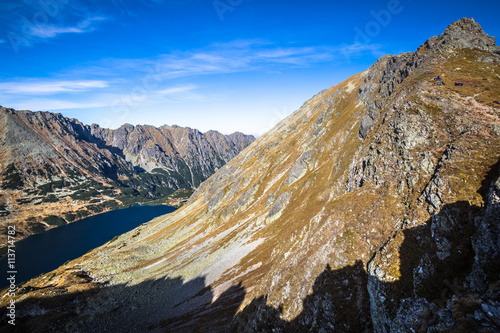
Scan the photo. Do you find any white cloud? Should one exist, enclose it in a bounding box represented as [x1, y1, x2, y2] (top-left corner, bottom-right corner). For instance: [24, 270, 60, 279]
[74, 40, 336, 81]
[255, 47, 314, 59]
[30, 26, 85, 38]
[28, 17, 105, 38]
[149, 43, 334, 80]
[0, 0, 108, 51]
[4, 98, 109, 111]
[62, 39, 383, 83]
[334, 43, 385, 58]
[148, 41, 382, 79]
[155, 85, 197, 95]
[0, 80, 109, 94]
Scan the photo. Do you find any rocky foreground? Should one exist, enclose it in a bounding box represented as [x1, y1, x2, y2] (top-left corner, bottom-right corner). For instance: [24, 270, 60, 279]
[1, 18, 499, 332]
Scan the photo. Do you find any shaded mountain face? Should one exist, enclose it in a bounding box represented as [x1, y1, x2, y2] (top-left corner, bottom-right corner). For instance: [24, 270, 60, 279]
[90, 124, 254, 187]
[2, 18, 499, 332]
[0, 108, 254, 247]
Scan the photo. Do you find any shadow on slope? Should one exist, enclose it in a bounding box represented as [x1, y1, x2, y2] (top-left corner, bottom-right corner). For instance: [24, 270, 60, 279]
[231, 260, 372, 332]
[1, 160, 498, 332]
[368, 158, 500, 332]
[71, 122, 128, 162]
[0, 273, 228, 332]
[231, 215, 496, 331]
[0, 261, 372, 332]
[231, 159, 500, 332]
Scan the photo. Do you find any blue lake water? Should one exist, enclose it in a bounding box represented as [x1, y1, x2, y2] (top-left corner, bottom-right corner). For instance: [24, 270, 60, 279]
[0, 205, 176, 289]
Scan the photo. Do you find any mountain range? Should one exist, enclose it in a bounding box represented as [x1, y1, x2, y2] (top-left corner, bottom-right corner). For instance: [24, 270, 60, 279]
[1, 18, 499, 332]
[0, 108, 254, 249]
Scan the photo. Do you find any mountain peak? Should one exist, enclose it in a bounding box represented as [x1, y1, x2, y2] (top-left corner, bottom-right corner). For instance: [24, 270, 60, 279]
[425, 17, 496, 52]
[445, 17, 485, 35]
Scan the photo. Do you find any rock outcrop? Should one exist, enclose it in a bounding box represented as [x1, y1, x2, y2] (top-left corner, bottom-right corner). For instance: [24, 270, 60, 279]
[1, 18, 499, 332]
[0, 108, 254, 247]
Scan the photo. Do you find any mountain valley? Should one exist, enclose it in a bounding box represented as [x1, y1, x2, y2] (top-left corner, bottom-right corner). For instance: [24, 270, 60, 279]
[1, 18, 500, 332]
[0, 108, 254, 251]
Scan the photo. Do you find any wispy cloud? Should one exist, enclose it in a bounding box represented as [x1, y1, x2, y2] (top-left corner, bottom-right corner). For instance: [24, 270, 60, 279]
[29, 17, 106, 38]
[0, 81, 206, 117]
[144, 41, 343, 80]
[155, 84, 197, 95]
[0, 80, 109, 94]
[336, 43, 385, 58]
[5, 98, 111, 111]
[0, 1, 108, 51]
[61, 39, 383, 83]
[143, 40, 383, 79]
[59, 40, 333, 81]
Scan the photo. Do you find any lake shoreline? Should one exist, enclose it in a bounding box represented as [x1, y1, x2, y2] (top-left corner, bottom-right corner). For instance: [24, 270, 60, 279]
[0, 205, 176, 289]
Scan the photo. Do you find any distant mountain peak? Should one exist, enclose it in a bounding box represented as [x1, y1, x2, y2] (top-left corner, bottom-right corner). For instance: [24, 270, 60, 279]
[0, 107, 255, 245]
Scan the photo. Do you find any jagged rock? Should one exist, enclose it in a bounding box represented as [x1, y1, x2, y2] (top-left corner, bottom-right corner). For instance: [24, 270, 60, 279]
[359, 115, 373, 139]
[426, 17, 497, 52]
[391, 298, 435, 333]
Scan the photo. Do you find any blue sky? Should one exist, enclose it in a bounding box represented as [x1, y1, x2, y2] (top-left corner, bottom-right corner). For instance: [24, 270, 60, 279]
[0, 0, 499, 136]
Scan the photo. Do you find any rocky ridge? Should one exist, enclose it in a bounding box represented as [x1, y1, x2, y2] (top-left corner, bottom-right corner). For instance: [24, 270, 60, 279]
[1, 18, 499, 332]
[0, 108, 254, 248]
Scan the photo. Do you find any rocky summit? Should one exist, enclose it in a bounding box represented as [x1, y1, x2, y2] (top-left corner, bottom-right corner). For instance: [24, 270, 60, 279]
[0, 108, 254, 249]
[1, 18, 499, 332]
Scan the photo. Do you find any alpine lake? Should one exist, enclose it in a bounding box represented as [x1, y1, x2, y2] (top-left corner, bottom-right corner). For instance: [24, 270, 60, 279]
[0, 205, 176, 289]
